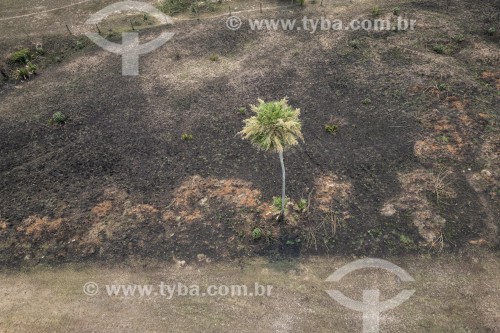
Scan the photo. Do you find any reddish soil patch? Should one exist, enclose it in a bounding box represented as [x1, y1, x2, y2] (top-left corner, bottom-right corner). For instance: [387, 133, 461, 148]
[17, 216, 65, 240]
[313, 173, 352, 213]
[480, 71, 500, 90]
[91, 201, 113, 217]
[381, 169, 456, 244]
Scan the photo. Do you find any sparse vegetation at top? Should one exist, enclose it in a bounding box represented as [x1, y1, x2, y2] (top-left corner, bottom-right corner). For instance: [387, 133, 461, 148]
[158, 0, 220, 15]
[158, 0, 192, 15]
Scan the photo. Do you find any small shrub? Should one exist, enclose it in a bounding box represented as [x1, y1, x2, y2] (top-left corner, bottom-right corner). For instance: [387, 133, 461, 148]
[35, 47, 45, 55]
[106, 31, 117, 39]
[437, 135, 449, 143]
[437, 83, 448, 91]
[487, 27, 496, 36]
[9, 48, 30, 64]
[209, 54, 219, 62]
[324, 123, 338, 134]
[272, 196, 289, 211]
[349, 39, 361, 49]
[371, 6, 381, 17]
[15, 67, 29, 80]
[297, 0, 305, 6]
[286, 238, 300, 245]
[237, 107, 246, 114]
[296, 198, 307, 212]
[181, 133, 193, 141]
[190, 4, 199, 15]
[368, 228, 383, 238]
[393, 7, 401, 16]
[433, 44, 445, 54]
[27, 62, 37, 75]
[51, 112, 67, 125]
[362, 98, 372, 105]
[399, 234, 413, 245]
[76, 40, 84, 49]
[158, 0, 192, 15]
[452, 34, 465, 43]
[252, 227, 262, 240]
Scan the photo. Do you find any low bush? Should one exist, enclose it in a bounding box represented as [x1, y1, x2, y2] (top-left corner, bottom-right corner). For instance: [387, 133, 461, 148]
[9, 48, 30, 64]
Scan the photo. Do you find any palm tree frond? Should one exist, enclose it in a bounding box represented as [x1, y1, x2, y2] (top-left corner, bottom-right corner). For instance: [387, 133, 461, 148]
[238, 98, 304, 153]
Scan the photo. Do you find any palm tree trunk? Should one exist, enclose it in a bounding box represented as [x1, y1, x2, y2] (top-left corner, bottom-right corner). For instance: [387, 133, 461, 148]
[279, 151, 286, 219]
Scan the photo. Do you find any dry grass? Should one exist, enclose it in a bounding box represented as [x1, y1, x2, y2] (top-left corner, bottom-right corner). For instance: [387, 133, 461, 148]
[430, 169, 456, 203]
[480, 71, 500, 90]
[381, 169, 456, 244]
[0, 220, 8, 230]
[171, 175, 263, 211]
[17, 215, 64, 239]
[91, 200, 113, 217]
[313, 173, 352, 214]
[125, 204, 159, 217]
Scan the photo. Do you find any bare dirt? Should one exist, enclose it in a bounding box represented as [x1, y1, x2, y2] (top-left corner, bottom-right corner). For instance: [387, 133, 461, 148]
[0, 251, 499, 332]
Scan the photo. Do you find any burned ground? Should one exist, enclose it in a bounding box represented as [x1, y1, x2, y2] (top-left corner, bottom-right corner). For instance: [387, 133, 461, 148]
[0, 0, 498, 266]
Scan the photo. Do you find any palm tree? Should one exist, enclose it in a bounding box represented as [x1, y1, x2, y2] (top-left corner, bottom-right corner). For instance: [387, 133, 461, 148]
[239, 98, 304, 219]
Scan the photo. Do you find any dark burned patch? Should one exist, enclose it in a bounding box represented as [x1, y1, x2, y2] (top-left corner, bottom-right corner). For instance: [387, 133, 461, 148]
[381, 48, 412, 66]
[0, 177, 299, 265]
[1, 0, 499, 266]
[410, 1, 444, 10]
